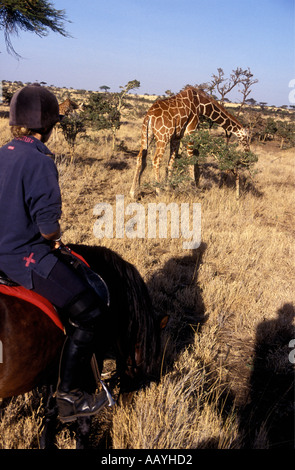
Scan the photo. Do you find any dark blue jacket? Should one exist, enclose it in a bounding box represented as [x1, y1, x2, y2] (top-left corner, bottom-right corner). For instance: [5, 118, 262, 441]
[0, 136, 62, 288]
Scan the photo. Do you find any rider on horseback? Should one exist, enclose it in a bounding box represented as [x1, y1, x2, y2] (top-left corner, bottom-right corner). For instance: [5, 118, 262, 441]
[0, 84, 108, 423]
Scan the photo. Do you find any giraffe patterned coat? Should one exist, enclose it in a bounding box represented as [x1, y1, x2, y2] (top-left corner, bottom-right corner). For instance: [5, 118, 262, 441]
[130, 87, 250, 197]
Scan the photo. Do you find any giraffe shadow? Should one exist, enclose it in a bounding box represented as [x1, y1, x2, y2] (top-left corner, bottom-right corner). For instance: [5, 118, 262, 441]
[239, 303, 295, 448]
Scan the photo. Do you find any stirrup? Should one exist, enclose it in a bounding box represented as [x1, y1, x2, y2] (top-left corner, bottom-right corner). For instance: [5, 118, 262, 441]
[56, 389, 108, 423]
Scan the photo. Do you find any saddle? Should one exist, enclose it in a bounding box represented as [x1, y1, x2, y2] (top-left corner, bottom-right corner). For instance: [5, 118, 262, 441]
[0, 280, 64, 331]
[0, 247, 110, 332]
[57, 246, 110, 307]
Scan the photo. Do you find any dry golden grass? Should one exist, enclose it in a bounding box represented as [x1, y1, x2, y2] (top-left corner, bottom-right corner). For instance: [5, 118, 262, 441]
[0, 394, 43, 449]
[0, 93, 294, 449]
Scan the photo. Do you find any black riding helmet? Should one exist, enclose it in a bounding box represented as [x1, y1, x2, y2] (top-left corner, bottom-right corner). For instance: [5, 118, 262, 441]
[9, 84, 60, 129]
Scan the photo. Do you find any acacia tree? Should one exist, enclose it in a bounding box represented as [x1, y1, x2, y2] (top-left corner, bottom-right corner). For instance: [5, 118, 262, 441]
[182, 125, 258, 199]
[0, 0, 70, 56]
[83, 80, 140, 151]
[205, 67, 258, 114]
[110, 79, 140, 148]
[81, 92, 121, 150]
[99, 85, 110, 92]
[115, 79, 140, 114]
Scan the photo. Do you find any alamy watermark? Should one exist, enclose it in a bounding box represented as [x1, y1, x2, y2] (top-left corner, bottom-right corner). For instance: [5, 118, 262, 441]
[288, 79, 295, 104]
[93, 195, 201, 249]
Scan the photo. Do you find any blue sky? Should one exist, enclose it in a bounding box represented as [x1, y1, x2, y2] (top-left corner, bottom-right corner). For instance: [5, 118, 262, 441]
[1, 0, 294, 105]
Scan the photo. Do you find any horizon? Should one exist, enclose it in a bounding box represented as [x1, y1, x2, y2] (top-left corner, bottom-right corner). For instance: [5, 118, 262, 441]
[1, 78, 294, 109]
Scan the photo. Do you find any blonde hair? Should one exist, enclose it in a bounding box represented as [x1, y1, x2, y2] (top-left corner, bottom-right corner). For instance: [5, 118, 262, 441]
[11, 126, 36, 138]
[10, 125, 51, 138]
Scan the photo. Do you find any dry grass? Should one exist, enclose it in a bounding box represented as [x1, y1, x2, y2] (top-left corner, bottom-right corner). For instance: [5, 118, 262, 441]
[0, 92, 294, 449]
[112, 335, 243, 449]
[0, 394, 43, 449]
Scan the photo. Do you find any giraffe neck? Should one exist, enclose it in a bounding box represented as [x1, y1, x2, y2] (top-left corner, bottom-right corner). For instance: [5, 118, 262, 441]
[200, 98, 242, 136]
[187, 88, 248, 148]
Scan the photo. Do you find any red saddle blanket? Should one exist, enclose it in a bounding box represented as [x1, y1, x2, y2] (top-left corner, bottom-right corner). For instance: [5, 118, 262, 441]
[0, 284, 64, 331]
[0, 249, 90, 332]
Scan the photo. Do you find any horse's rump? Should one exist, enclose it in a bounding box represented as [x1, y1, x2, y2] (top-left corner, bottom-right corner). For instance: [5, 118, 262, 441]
[0, 294, 64, 397]
[0, 284, 63, 331]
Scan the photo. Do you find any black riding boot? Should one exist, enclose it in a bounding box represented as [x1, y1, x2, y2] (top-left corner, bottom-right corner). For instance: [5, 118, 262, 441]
[56, 291, 109, 423]
[56, 328, 108, 423]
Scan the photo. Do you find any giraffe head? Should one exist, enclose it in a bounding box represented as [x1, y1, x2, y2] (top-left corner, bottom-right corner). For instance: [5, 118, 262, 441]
[235, 128, 250, 152]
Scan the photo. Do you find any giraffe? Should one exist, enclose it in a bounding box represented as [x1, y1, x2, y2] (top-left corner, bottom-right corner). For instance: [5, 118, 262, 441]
[58, 97, 80, 116]
[52, 98, 80, 143]
[130, 87, 250, 198]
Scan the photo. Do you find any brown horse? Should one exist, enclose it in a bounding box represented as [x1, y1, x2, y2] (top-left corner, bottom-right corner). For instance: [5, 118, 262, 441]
[0, 244, 163, 448]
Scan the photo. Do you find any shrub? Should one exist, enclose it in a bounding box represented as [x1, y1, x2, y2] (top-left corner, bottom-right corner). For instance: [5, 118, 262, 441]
[182, 129, 258, 198]
[276, 121, 295, 149]
[60, 113, 86, 162]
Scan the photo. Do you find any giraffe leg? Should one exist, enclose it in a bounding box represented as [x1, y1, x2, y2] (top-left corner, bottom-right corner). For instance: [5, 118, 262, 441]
[183, 116, 200, 187]
[167, 139, 180, 182]
[152, 142, 165, 194]
[130, 147, 147, 198]
[187, 141, 200, 187]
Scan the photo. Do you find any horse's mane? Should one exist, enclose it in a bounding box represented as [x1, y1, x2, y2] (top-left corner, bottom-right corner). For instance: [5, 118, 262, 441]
[68, 244, 159, 377]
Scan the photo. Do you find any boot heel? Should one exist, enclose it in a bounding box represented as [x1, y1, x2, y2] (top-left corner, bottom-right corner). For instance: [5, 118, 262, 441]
[58, 413, 78, 424]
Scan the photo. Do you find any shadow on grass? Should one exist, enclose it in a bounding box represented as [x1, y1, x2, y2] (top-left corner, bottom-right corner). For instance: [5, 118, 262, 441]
[147, 242, 207, 374]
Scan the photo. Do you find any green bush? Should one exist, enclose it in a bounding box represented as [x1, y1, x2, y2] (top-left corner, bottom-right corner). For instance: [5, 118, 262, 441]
[184, 129, 258, 172]
[181, 129, 258, 198]
[276, 121, 295, 149]
[60, 114, 86, 162]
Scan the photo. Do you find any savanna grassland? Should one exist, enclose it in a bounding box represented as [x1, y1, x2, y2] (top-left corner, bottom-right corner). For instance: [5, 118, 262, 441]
[0, 85, 294, 449]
